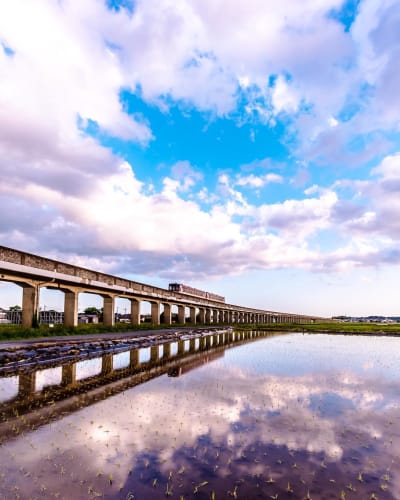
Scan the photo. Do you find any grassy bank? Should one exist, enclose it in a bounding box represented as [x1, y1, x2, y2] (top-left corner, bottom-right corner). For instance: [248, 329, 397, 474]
[0, 322, 190, 341]
[1, 321, 400, 342]
[234, 322, 400, 334]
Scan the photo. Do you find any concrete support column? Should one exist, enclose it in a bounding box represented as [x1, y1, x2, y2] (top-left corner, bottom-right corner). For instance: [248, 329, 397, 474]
[19, 372, 36, 397]
[64, 290, 78, 327]
[62, 363, 76, 386]
[151, 302, 160, 325]
[163, 303, 172, 325]
[205, 308, 211, 323]
[213, 309, 219, 323]
[22, 285, 39, 328]
[102, 353, 113, 375]
[150, 345, 159, 362]
[130, 349, 139, 368]
[103, 296, 115, 327]
[178, 305, 185, 324]
[130, 299, 141, 325]
[198, 308, 205, 324]
[190, 338, 196, 351]
[189, 307, 196, 324]
[205, 335, 211, 348]
[163, 343, 172, 359]
[178, 340, 185, 355]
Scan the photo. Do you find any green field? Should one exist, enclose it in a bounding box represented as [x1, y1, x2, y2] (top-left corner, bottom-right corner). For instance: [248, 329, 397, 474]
[1, 321, 400, 342]
[235, 322, 400, 335]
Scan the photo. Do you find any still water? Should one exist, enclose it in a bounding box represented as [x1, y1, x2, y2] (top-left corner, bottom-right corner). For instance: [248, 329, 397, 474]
[0, 332, 399, 499]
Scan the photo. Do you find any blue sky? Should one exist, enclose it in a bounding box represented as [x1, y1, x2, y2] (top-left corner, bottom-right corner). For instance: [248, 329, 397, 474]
[1, 0, 400, 316]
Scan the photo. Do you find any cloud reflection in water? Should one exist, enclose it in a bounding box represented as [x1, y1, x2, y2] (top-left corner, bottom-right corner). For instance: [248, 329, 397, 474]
[0, 333, 399, 498]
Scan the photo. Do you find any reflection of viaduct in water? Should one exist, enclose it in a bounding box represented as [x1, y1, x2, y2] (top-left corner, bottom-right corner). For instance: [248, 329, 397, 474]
[0, 330, 281, 443]
[0, 245, 326, 328]
[167, 350, 224, 377]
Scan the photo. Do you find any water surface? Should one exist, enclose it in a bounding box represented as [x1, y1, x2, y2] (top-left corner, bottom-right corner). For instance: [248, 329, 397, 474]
[0, 332, 399, 499]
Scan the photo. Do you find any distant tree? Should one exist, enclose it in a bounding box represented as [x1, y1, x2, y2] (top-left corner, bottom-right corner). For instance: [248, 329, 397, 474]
[84, 306, 100, 315]
[9, 305, 21, 311]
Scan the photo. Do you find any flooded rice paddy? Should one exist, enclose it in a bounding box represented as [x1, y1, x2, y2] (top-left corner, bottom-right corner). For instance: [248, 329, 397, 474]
[0, 330, 400, 499]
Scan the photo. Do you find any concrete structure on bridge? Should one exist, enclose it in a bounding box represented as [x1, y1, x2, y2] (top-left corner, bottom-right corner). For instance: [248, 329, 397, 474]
[0, 246, 326, 328]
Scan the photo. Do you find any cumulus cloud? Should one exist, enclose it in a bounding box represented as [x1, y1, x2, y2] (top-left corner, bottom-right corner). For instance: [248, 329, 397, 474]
[1, 0, 400, 282]
[236, 173, 283, 188]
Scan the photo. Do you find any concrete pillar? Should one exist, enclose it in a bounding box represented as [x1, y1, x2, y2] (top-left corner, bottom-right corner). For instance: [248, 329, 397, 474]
[163, 343, 172, 358]
[178, 340, 185, 355]
[198, 308, 205, 324]
[178, 305, 185, 324]
[130, 349, 139, 368]
[189, 338, 196, 351]
[151, 302, 160, 325]
[206, 308, 211, 323]
[205, 335, 211, 348]
[130, 299, 140, 325]
[64, 290, 78, 327]
[163, 303, 172, 325]
[150, 345, 159, 362]
[61, 363, 76, 386]
[101, 353, 113, 375]
[19, 372, 36, 396]
[22, 285, 39, 328]
[189, 307, 196, 324]
[103, 296, 115, 327]
[213, 309, 219, 323]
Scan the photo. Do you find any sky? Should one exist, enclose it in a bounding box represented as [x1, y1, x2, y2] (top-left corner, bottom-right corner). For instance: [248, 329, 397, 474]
[0, 0, 400, 317]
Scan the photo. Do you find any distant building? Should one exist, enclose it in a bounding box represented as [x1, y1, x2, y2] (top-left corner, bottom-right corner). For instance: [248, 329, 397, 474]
[78, 313, 99, 324]
[0, 307, 10, 324]
[3, 308, 64, 325]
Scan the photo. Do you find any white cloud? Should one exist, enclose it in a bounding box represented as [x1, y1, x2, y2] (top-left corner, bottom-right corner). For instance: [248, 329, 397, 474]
[236, 173, 284, 188]
[1, 0, 400, 284]
[271, 75, 300, 114]
[0, 1, 152, 144]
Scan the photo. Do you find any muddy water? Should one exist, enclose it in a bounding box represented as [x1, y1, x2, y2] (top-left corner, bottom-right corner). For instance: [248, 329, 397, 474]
[0, 332, 399, 499]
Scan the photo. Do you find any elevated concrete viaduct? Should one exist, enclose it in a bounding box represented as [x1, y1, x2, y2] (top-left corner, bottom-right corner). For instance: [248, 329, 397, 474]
[0, 246, 326, 328]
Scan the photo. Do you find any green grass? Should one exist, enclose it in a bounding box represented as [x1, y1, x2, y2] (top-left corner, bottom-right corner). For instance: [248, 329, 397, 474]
[0, 322, 194, 341]
[234, 322, 400, 334]
[1, 321, 400, 342]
